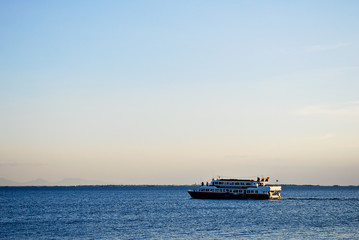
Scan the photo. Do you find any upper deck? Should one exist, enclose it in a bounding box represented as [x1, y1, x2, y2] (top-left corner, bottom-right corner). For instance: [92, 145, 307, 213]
[209, 177, 270, 188]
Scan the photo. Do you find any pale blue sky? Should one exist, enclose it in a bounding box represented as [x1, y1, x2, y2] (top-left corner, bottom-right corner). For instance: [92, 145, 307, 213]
[1, 1, 359, 185]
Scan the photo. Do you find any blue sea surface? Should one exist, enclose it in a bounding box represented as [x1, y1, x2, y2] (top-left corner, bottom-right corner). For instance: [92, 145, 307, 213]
[1, 185, 358, 239]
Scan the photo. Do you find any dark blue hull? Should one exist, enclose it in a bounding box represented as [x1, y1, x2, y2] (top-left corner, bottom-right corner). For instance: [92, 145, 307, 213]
[188, 191, 270, 200]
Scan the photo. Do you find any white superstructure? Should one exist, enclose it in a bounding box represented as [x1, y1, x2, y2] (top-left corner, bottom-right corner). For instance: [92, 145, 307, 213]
[188, 177, 281, 200]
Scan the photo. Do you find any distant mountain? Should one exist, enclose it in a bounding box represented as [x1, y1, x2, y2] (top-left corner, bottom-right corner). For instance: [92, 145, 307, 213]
[56, 178, 106, 186]
[0, 177, 19, 186]
[23, 178, 50, 186]
[0, 177, 106, 186]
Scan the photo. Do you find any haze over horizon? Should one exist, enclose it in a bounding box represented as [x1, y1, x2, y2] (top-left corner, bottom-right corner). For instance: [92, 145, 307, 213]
[1, 1, 359, 186]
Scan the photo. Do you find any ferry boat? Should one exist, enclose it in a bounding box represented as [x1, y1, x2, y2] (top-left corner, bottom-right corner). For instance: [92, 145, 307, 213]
[188, 177, 281, 200]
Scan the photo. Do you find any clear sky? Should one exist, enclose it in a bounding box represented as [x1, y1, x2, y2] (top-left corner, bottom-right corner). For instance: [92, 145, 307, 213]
[1, 0, 359, 185]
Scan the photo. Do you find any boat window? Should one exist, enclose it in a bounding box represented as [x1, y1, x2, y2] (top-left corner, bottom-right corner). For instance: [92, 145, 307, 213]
[235, 182, 239, 185]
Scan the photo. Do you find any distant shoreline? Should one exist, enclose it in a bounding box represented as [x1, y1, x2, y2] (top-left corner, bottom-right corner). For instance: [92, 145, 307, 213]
[1, 184, 358, 188]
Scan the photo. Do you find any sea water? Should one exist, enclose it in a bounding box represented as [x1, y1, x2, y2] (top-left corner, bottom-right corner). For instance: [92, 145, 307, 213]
[0, 185, 358, 239]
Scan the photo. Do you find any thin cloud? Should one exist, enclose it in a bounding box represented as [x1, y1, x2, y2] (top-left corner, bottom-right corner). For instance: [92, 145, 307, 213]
[319, 133, 334, 140]
[306, 43, 350, 52]
[296, 101, 359, 116]
[0, 160, 44, 167]
[0, 161, 19, 167]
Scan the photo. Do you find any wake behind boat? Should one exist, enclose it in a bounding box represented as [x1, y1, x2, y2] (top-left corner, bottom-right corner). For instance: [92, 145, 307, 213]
[188, 177, 281, 200]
